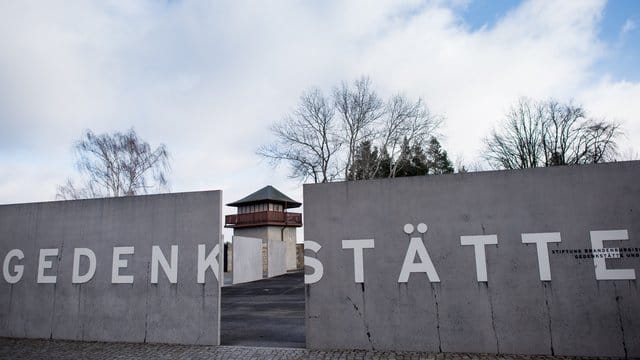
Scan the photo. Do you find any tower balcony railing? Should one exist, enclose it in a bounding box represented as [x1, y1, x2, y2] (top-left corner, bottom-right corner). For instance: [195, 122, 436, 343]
[224, 211, 302, 228]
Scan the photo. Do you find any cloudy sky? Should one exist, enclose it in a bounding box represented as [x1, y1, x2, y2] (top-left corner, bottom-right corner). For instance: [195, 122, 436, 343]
[1, 0, 639, 218]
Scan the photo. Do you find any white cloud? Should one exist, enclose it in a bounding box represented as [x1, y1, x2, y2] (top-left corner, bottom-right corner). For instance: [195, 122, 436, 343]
[359, 0, 608, 159]
[579, 78, 640, 150]
[622, 18, 636, 34]
[0, 0, 638, 207]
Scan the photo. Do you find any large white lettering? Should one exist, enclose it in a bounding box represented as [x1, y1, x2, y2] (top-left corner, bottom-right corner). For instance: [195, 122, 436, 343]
[37, 248, 58, 284]
[112, 246, 135, 284]
[521, 232, 561, 281]
[342, 239, 375, 283]
[3, 249, 24, 284]
[2, 226, 634, 286]
[197, 244, 219, 283]
[460, 235, 498, 282]
[304, 240, 324, 284]
[151, 245, 178, 284]
[398, 238, 440, 283]
[72, 248, 97, 284]
[590, 230, 636, 280]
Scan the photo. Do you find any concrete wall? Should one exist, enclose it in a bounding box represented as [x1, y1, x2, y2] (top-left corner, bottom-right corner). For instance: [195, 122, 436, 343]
[304, 162, 640, 357]
[296, 244, 304, 270]
[267, 239, 287, 278]
[0, 191, 223, 345]
[284, 228, 298, 271]
[232, 236, 263, 284]
[234, 225, 298, 272]
[234, 227, 268, 243]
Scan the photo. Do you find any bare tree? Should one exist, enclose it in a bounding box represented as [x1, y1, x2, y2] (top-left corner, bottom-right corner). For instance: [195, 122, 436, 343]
[258, 89, 340, 183]
[483, 98, 621, 169]
[260, 77, 444, 183]
[375, 95, 442, 178]
[56, 129, 170, 200]
[334, 77, 384, 180]
[579, 119, 620, 164]
[56, 179, 101, 200]
[483, 98, 544, 169]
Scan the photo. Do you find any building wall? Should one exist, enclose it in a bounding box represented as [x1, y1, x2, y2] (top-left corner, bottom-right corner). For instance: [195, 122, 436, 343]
[231, 236, 263, 284]
[267, 239, 287, 278]
[234, 227, 269, 274]
[296, 244, 304, 270]
[234, 225, 298, 273]
[224, 243, 232, 273]
[234, 227, 269, 243]
[0, 191, 223, 345]
[284, 227, 298, 271]
[303, 162, 640, 357]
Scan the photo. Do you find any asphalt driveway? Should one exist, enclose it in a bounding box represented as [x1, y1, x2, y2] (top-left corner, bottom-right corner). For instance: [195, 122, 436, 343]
[220, 270, 305, 348]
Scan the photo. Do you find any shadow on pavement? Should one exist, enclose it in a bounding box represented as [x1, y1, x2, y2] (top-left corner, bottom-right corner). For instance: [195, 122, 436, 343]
[220, 270, 305, 348]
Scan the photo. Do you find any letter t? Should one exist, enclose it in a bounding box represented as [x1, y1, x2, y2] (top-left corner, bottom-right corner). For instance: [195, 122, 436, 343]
[460, 235, 498, 282]
[342, 239, 375, 283]
[521, 232, 561, 281]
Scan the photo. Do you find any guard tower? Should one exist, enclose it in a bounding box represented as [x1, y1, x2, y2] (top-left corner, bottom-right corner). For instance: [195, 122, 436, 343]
[225, 185, 302, 272]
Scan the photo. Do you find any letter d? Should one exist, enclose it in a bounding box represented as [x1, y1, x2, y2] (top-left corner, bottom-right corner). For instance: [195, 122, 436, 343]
[72, 248, 96, 284]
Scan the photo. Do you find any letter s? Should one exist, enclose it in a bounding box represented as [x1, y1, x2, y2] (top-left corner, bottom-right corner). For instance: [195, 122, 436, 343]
[304, 240, 324, 284]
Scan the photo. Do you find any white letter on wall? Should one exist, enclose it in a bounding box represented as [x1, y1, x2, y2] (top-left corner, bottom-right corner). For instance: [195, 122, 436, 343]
[590, 230, 636, 280]
[460, 235, 498, 282]
[398, 238, 440, 283]
[3, 249, 24, 284]
[72, 248, 97, 284]
[304, 240, 324, 284]
[151, 245, 178, 284]
[197, 244, 219, 283]
[342, 239, 375, 283]
[521, 232, 561, 281]
[112, 246, 135, 284]
[37, 248, 58, 283]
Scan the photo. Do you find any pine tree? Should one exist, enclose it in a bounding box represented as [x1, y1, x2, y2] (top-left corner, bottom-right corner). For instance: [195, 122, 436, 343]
[393, 138, 413, 177]
[425, 137, 454, 174]
[347, 137, 453, 180]
[348, 140, 379, 180]
[410, 143, 429, 176]
[377, 147, 391, 178]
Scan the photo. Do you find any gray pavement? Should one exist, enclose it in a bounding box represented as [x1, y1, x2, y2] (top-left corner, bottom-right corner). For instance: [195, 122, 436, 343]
[221, 270, 305, 348]
[0, 338, 609, 360]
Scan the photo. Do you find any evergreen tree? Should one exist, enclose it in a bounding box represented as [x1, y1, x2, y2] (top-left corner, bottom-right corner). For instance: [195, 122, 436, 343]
[393, 138, 413, 177]
[410, 143, 429, 176]
[377, 147, 391, 178]
[425, 137, 454, 174]
[347, 137, 453, 180]
[348, 140, 379, 180]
